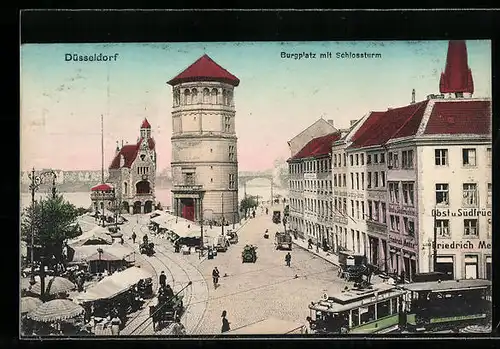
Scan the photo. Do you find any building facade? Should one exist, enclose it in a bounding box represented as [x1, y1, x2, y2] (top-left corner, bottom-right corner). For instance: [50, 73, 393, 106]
[92, 119, 157, 214]
[287, 132, 340, 245]
[168, 54, 239, 224]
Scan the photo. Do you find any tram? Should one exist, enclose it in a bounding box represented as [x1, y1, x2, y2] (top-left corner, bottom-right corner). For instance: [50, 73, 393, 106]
[308, 279, 492, 334]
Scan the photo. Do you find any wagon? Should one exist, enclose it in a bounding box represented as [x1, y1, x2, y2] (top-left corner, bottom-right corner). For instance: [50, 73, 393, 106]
[149, 294, 184, 331]
[242, 245, 257, 263]
[140, 242, 155, 256]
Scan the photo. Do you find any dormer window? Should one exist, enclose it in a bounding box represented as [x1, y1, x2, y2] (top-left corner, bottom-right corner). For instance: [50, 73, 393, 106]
[140, 154, 146, 161]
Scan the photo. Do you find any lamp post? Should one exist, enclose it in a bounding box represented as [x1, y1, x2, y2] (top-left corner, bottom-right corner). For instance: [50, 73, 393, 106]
[232, 190, 236, 230]
[28, 168, 57, 287]
[221, 193, 225, 236]
[199, 192, 205, 258]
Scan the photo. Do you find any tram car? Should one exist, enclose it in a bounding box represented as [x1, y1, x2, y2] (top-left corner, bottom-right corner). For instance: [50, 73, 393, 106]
[242, 245, 257, 263]
[149, 294, 185, 331]
[308, 279, 492, 334]
[140, 242, 155, 256]
[275, 231, 292, 250]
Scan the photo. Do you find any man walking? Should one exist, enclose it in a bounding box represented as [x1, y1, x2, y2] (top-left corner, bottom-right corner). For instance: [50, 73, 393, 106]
[212, 267, 220, 289]
[221, 310, 230, 333]
[285, 252, 292, 267]
[131, 232, 137, 244]
[159, 271, 167, 289]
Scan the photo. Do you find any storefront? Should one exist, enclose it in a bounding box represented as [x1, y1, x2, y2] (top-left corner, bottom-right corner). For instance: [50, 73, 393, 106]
[464, 254, 479, 279]
[435, 255, 455, 279]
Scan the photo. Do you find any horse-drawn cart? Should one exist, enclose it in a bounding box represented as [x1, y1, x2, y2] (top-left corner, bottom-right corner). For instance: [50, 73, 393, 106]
[140, 242, 155, 256]
[149, 294, 184, 331]
[242, 245, 257, 263]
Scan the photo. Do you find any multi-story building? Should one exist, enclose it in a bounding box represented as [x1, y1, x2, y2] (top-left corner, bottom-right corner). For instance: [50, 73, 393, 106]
[93, 119, 157, 214]
[167, 54, 239, 224]
[287, 132, 340, 243]
[287, 119, 337, 158]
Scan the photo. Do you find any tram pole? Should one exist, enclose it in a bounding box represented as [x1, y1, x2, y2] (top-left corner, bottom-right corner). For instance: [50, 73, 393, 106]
[432, 204, 437, 272]
[221, 193, 225, 237]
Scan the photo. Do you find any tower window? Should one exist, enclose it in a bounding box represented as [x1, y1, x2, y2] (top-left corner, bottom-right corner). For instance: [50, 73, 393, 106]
[140, 154, 146, 161]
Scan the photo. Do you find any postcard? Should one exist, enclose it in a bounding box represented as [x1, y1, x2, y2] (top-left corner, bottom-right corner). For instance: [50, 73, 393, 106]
[20, 39, 492, 337]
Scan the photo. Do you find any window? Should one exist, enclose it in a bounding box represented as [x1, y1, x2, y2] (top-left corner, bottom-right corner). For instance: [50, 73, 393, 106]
[333, 154, 337, 167]
[435, 184, 449, 205]
[368, 200, 373, 220]
[367, 155, 372, 165]
[402, 182, 415, 206]
[435, 149, 448, 166]
[487, 183, 492, 206]
[356, 201, 360, 219]
[343, 199, 347, 214]
[367, 172, 372, 189]
[487, 148, 492, 166]
[228, 145, 235, 161]
[344, 154, 347, 166]
[374, 172, 379, 188]
[184, 173, 194, 185]
[356, 154, 359, 166]
[389, 182, 399, 203]
[464, 219, 478, 236]
[351, 200, 355, 217]
[229, 174, 236, 189]
[361, 201, 365, 218]
[224, 116, 231, 132]
[374, 154, 379, 164]
[361, 154, 364, 165]
[380, 153, 385, 164]
[403, 217, 415, 236]
[435, 219, 450, 238]
[388, 152, 393, 167]
[356, 173, 360, 190]
[462, 183, 478, 206]
[373, 201, 379, 221]
[351, 173, 354, 189]
[333, 174, 337, 187]
[402, 150, 414, 169]
[361, 173, 365, 190]
[390, 215, 400, 232]
[393, 153, 399, 168]
[462, 148, 477, 166]
[381, 171, 386, 187]
[350, 155, 353, 166]
[343, 174, 346, 187]
[381, 202, 387, 223]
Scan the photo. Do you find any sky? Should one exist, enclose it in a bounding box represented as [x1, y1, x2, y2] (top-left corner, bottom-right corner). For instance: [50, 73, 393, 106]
[20, 40, 491, 172]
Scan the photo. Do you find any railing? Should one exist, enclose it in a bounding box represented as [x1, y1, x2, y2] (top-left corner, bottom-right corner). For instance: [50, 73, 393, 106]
[90, 192, 115, 200]
[173, 184, 204, 192]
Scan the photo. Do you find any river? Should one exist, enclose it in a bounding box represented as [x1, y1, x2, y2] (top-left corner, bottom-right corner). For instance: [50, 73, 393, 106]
[20, 183, 288, 210]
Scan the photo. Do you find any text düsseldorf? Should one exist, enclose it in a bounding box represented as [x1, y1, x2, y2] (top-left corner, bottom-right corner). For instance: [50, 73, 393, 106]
[65, 53, 119, 62]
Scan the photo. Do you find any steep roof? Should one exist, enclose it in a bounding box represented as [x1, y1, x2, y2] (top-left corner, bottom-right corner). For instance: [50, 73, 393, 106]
[167, 54, 240, 87]
[439, 40, 474, 94]
[349, 100, 429, 148]
[141, 118, 151, 129]
[109, 138, 155, 170]
[289, 132, 341, 161]
[423, 100, 491, 135]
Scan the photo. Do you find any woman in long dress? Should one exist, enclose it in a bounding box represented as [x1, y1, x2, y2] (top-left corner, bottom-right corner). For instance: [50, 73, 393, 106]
[110, 315, 122, 335]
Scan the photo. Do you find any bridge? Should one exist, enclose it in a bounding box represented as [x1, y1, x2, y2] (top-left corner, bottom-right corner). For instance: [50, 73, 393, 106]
[238, 170, 274, 186]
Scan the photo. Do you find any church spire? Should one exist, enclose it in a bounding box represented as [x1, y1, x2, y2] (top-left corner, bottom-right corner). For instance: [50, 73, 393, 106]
[439, 40, 474, 97]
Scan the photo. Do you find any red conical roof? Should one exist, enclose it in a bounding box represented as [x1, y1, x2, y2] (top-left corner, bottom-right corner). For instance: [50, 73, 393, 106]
[141, 118, 151, 129]
[167, 54, 240, 86]
[439, 40, 474, 94]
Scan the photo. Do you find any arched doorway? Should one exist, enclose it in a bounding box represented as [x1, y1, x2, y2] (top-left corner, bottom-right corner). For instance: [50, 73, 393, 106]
[136, 181, 151, 194]
[181, 198, 195, 221]
[133, 201, 142, 214]
[144, 201, 153, 214]
[122, 201, 130, 213]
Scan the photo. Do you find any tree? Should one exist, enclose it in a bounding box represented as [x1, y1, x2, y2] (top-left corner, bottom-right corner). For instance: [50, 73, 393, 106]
[240, 196, 258, 218]
[21, 194, 80, 267]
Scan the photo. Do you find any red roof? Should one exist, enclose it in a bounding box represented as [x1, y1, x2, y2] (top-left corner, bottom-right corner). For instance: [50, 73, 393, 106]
[439, 40, 474, 94]
[424, 100, 491, 135]
[141, 118, 151, 129]
[109, 138, 155, 170]
[289, 132, 341, 160]
[167, 54, 240, 87]
[350, 100, 429, 148]
[91, 183, 113, 192]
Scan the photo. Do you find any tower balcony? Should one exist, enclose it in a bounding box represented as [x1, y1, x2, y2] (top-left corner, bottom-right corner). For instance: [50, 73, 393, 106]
[90, 192, 115, 201]
[172, 184, 204, 193]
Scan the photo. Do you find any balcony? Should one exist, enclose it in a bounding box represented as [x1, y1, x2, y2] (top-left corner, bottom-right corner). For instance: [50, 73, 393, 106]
[172, 184, 204, 193]
[90, 192, 115, 201]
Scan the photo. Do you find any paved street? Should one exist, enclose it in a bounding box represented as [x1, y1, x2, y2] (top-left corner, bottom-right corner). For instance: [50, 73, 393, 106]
[193, 208, 348, 335]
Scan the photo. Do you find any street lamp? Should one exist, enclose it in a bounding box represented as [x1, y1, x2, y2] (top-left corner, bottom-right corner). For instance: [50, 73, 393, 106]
[28, 168, 57, 286]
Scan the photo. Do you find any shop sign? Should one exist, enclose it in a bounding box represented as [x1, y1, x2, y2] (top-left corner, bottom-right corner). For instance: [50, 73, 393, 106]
[388, 204, 416, 216]
[389, 233, 416, 249]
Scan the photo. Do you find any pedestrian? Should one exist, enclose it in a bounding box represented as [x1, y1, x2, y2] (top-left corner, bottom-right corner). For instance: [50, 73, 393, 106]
[120, 236, 124, 245]
[165, 284, 174, 299]
[131, 232, 136, 244]
[304, 316, 314, 334]
[308, 238, 313, 249]
[212, 267, 220, 288]
[159, 271, 166, 288]
[110, 313, 122, 335]
[221, 310, 230, 333]
[265, 207, 269, 215]
[285, 252, 291, 267]
[316, 241, 320, 253]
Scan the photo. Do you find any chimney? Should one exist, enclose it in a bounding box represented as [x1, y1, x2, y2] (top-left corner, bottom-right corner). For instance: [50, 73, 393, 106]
[350, 119, 358, 126]
[411, 89, 416, 104]
[327, 119, 334, 127]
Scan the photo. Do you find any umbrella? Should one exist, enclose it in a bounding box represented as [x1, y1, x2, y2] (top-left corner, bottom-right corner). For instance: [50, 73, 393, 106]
[28, 276, 76, 296]
[27, 299, 84, 323]
[21, 297, 43, 315]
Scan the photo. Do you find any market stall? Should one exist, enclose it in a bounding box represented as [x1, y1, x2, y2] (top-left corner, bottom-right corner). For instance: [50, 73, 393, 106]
[23, 276, 76, 298]
[27, 299, 85, 336]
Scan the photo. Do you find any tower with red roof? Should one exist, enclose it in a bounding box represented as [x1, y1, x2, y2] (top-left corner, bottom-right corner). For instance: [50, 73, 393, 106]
[167, 54, 240, 223]
[439, 40, 474, 98]
[92, 118, 157, 215]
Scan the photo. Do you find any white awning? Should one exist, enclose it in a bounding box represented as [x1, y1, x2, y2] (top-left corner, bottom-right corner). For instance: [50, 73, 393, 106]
[436, 256, 454, 264]
[486, 256, 492, 263]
